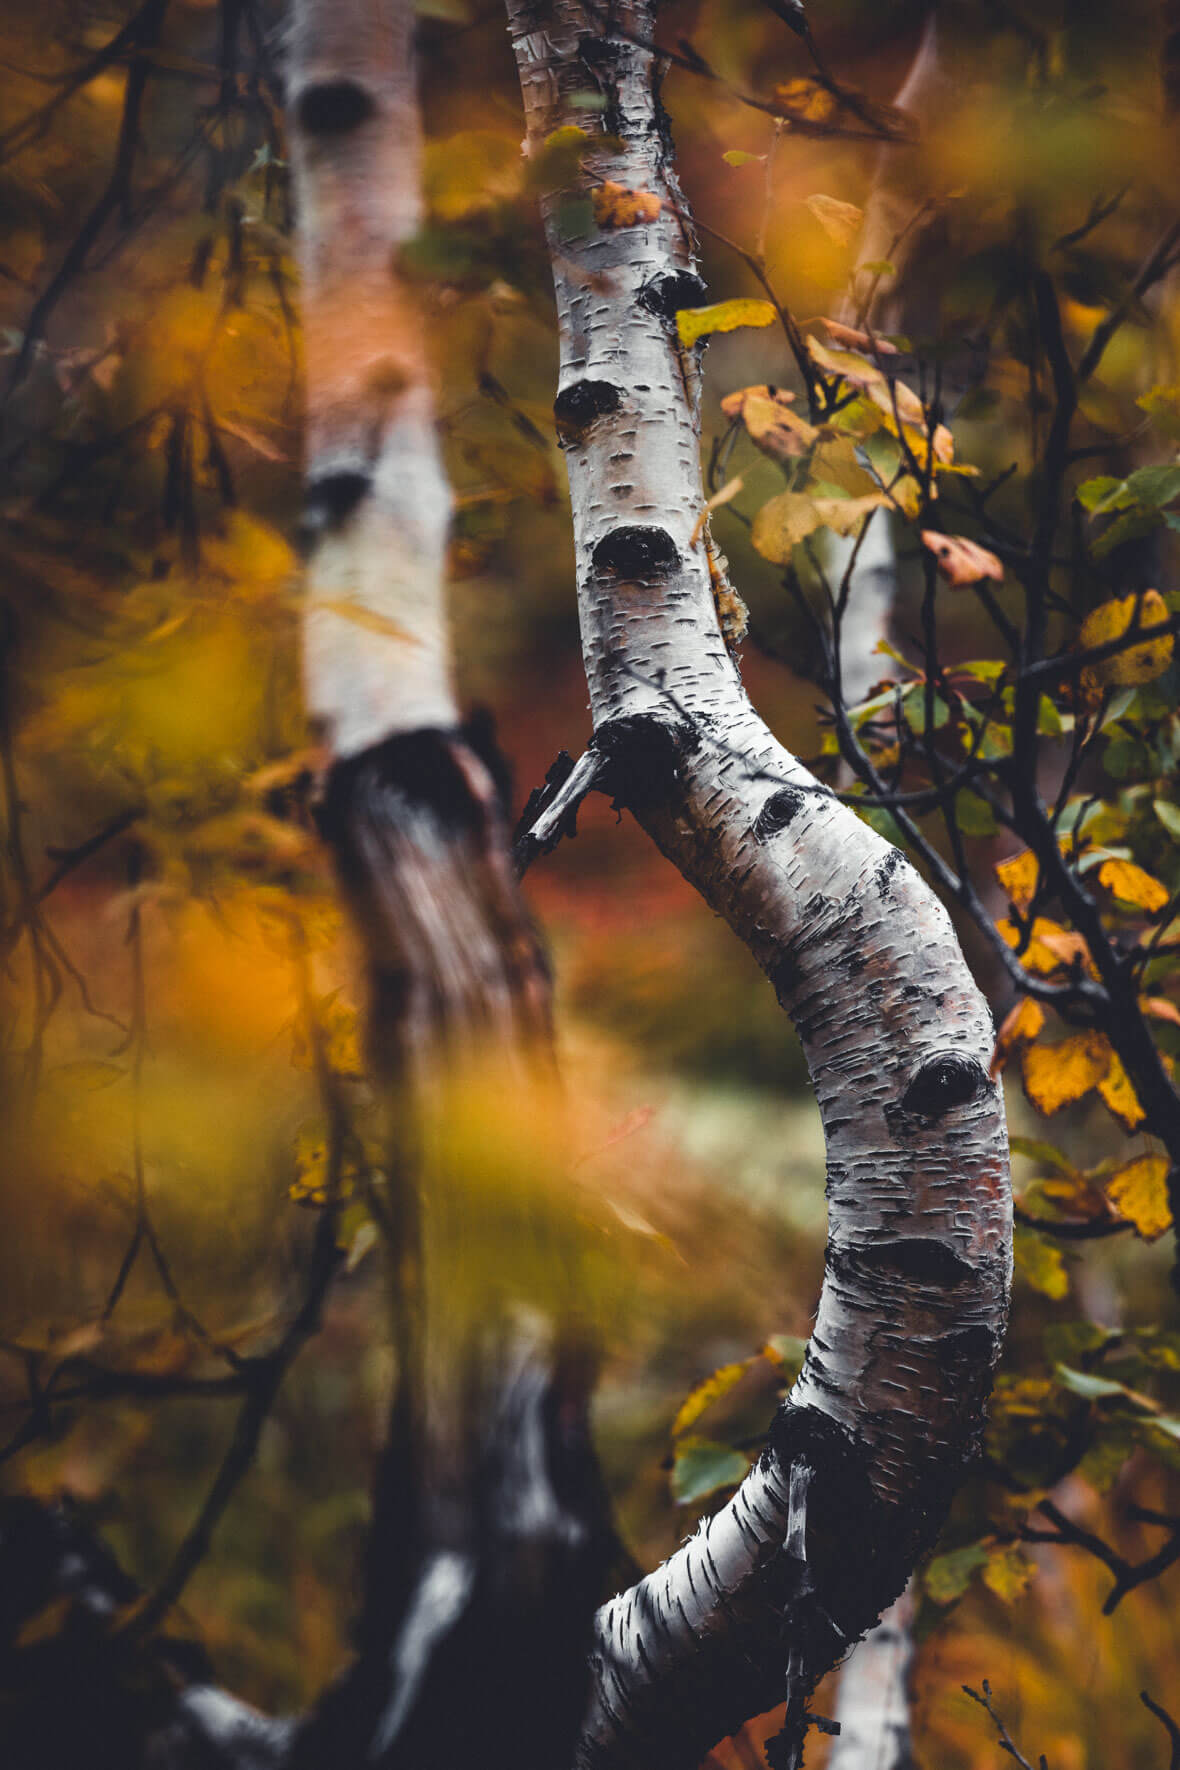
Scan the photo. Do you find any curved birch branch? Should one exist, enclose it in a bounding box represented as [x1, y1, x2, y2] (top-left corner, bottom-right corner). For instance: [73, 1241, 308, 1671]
[506, 6, 1012, 1765]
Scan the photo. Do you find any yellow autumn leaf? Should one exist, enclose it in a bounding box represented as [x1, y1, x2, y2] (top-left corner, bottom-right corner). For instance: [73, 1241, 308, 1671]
[1106, 1154, 1173, 1241]
[1098, 1052, 1146, 1130]
[1097, 858, 1170, 913]
[805, 193, 863, 246]
[1021, 1031, 1112, 1116]
[806, 335, 885, 390]
[989, 996, 1045, 1078]
[1079, 588, 1174, 692]
[1013, 1224, 1070, 1298]
[997, 916, 1094, 976]
[671, 1358, 752, 1438]
[774, 77, 837, 125]
[751, 490, 886, 563]
[592, 181, 661, 228]
[982, 1544, 1037, 1602]
[677, 299, 777, 349]
[995, 850, 1039, 911]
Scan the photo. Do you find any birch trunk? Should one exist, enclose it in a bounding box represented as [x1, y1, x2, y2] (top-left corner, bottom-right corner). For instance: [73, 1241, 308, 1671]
[507, 5, 1011, 1766]
[281, 7, 610, 1768]
[825, 12, 950, 711]
[826, 1588, 916, 1770]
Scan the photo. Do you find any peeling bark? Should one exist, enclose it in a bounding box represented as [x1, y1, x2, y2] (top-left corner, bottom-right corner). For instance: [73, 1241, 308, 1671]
[507, 5, 1012, 1765]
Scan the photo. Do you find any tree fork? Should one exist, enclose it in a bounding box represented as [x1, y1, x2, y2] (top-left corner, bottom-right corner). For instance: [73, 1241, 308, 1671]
[507, 3, 1012, 1766]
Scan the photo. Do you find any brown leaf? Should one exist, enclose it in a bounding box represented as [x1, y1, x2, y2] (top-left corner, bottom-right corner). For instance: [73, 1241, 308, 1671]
[921, 531, 1004, 587]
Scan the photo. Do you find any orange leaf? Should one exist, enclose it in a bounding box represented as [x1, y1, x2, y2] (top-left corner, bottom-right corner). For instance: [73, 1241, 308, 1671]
[921, 531, 1004, 587]
[990, 997, 1045, 1078]
[1021, 1031, 1113, 1116]
[1097, 1052, 1146, 1130]
[1106, 1154, 1173, 1241]
[995, 850, 1039, 911]
[1097, 858, 1170, 914]
[592, 181, 661, 228]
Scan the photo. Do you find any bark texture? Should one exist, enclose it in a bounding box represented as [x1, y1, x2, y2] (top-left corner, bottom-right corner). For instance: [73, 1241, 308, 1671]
[507, 5, 1012, 1765]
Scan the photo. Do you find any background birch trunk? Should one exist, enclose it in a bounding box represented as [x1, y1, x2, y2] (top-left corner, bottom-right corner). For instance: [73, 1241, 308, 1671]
[824, 12, 951, 711]
[507, 4, 1012, 1766]
[826, 1588, 916, 1770]
[281, 6, 611, 1767]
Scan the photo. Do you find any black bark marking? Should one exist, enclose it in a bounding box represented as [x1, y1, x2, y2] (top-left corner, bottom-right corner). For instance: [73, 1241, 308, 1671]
[301, 470, 370, 541]
[297, 80, 376, 135]
[554, 380, 622, 445]
[752, 786, 806, 842]
[937, 1325, 996, 1374]
[592, 526, 679, 577]
[576, 33, 624, 137]
[873, 848, 904, 896]
[768, 949, 802, 1007]
[637, 270, 708, 323]
[900, 1054, 989, 1119]
[833, 1237, 975, 1290]
[594, 714, 691, 811]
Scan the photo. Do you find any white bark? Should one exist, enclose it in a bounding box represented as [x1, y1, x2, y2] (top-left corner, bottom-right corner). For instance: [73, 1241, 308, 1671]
[826, 1588, 915, 1770]
[507, 5, 1011, 1766]
[287, 0, 456, 759]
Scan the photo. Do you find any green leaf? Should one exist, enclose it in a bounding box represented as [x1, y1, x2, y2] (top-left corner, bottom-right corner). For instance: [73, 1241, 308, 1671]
[722, 149, 761, 167]
[924, 1540, 988, 1604]
[671, 1438, 751, 1505]
[1010, 1135, 1077, 1174]
[1154, 799, 1180, 839]
[1123, 463, 1180, 508]
[1055, 1364, 1139, 1402]
[676, 298, 778, 348]
[956, 790, 999, 836]
[1076, 475, 1123, 512]
[1091, 510, 1159, 559]
[763, 1334, 807, 1382]
[1037, 695, 1064, 737]
[1044, 1321, 1115, 1365]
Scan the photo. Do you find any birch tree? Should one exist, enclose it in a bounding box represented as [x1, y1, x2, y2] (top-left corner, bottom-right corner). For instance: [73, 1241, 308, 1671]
[507, 4, 1011, 1764]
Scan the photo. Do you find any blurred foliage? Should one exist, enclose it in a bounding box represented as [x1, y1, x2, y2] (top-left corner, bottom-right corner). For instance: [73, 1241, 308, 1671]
[1, 0, 1180, 1763]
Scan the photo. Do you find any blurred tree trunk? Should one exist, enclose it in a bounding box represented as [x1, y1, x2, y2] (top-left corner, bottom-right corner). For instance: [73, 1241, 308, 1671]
[508, 3, 1011, 1766]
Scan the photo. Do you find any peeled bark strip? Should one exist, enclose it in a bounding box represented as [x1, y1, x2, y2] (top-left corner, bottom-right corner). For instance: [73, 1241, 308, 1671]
[507, 5, 1012, 1766]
